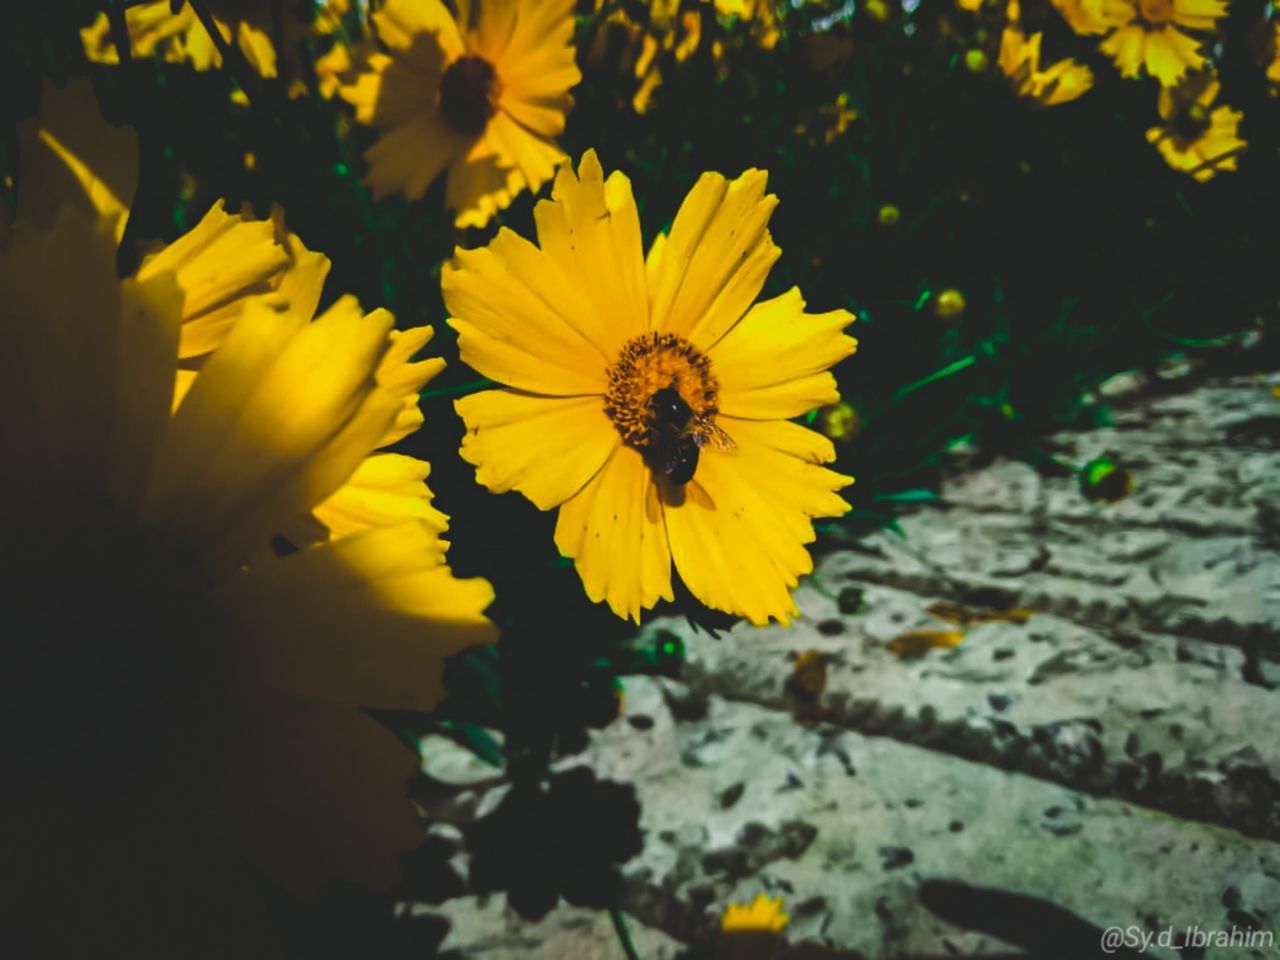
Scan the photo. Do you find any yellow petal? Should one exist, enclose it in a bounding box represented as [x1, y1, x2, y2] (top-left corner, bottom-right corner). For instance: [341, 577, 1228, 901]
[363, 113, 464, 201]
[1100, 24, 1147, 78]
[648, 168, 780, 350]
[529, 151, 649, 357]
[375, 325, 446, 446]
[664, 419, 851, 626]
[553, 444, 673, 622]
[0, 211, 126, 519]
[1172, 0, 1228, 31]
[109, 272, 184, 512]
[456, 389, 619, 509]
[1143, 26, 1204, 86]
[313, 453, 449, 539]
[141, 297, 398, 553]
[16, 77, 138, 237]
[710, 288, 857, 420]
[217, 696, 426, 895]
[491, 0, 580, 127]
[225, 520, 494, 714]
[446, 147, 525, 227]
[136, 201, 296, 359]
[444, 224, 614, 395]
[484, 109, 566, 196]
[374, 0, 465, 58]
[235, 21, 277, 78]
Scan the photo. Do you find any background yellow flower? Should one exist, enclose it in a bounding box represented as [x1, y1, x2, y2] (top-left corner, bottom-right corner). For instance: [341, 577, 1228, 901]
[1097, 0, 1228, 86]
[1145, 70, 1245, 180]
[999, 26, 1094, 106]
[341, 0, 580, 227]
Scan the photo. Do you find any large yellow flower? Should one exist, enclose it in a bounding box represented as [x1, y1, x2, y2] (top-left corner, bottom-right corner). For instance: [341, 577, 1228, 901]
[1144, 70, 1245, 181]
[3, 80, 496, 954]
[999, 26, 1094, 106]
[341, 0, 580, 227]
[446, 152, 856, 626]
[1096, 0, 1228, 86]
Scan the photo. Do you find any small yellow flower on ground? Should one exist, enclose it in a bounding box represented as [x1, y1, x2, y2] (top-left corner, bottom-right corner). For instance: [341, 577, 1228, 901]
[1096, 0, 1229, 86]
[447, 152, 857, 626]
[1000, 27, 1094, 105]
[722, 893, 790, 932]
[4, 78, 496, 954]
[341, 0, 580, 227]
[1145, 70, 1245, 180]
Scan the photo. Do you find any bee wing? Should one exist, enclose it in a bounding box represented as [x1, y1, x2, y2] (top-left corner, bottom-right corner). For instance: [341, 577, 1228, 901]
[694, 419, 738, 453]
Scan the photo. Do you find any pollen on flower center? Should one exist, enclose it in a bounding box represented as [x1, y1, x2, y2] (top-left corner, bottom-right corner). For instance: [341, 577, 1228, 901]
[603, 332, 720, 449]
[439, 55, 501, 135]
[1138, 0, 1173, 26]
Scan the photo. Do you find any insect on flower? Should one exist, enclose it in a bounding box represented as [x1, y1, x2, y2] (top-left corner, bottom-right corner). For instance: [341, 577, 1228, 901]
[646, 385, 737, 486]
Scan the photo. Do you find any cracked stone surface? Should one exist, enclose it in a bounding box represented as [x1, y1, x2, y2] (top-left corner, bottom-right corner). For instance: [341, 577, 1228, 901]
[442, 371, 1280, 958]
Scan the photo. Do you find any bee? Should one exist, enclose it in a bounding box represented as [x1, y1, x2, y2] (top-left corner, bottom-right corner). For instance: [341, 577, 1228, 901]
[647, 385, 736, 485]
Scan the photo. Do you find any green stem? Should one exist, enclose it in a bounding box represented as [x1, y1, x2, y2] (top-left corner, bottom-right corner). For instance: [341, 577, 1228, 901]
[107, 0, 134, 65]
[187, 0, 263, 104]
[891, 354, 977, 403]
[609, 909, 641, 960]
[420, 378, 495, 401]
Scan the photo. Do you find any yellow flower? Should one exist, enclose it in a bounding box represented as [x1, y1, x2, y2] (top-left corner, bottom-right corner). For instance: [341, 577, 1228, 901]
[4, 79, 496, 952]
[1144, 70, 1245, 181]
[722, 894, 790, 933]
[446, 152, 856, 626]
[82, 0, 286, 78]
[341, 0, 580, 227]
[999, 27, 1094, 106]
[1268, 23, 1280, 84]
[1096, 0, 1229, 86]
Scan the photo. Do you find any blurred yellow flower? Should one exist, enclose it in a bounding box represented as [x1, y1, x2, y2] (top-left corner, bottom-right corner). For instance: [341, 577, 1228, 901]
[1268, 24, 1280, 84]
[1097, 0, 1229, 86]
[591, 0, 782, 114]
[722, 894, 790, 932]
[82, 0, 286, 77]
[1144, 70, 1245, 181]
[999, 27, 1094, 106]
[446, 151, 856, 625]
[4, 78, 496, 953]
[341, 0, 579, 227]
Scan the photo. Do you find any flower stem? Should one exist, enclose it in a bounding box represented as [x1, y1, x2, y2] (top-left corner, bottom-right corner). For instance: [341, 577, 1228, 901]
[609, 909, 640, 960]
[186, 0, 263, 105]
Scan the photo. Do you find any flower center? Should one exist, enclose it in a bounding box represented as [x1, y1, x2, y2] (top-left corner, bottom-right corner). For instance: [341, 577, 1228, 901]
[439, 55, 501, 135]
[1138, 0, 1173, 26]
[604, 331, 720, 451]
[1171, 102, 1211, 142]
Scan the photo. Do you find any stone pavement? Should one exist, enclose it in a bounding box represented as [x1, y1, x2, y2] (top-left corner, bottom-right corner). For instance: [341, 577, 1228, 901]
[440, 370, 1280, 959]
